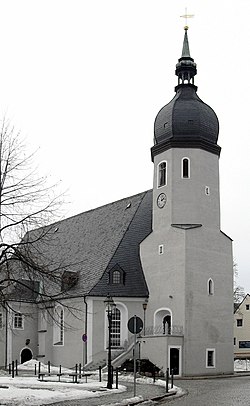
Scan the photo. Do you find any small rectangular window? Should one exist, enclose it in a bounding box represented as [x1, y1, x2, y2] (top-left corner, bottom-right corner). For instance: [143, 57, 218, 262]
[159, 245, 164, 255]
[206, 349, 215, 368]
[239, 341, 250, 348]
[237, 319, 243, 327]
[13, 313, 23, 329]
[246, 304, 250, 310]
[234, 337, 236, 345]
[182, 158, 190, 178]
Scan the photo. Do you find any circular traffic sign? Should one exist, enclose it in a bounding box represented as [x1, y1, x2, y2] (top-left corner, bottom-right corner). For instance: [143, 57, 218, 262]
[127, 316, 143, 334]
[82, 333, 87, 342]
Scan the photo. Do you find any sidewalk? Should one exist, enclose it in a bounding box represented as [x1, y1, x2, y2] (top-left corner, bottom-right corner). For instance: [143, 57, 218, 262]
[47, 380, 177, 406]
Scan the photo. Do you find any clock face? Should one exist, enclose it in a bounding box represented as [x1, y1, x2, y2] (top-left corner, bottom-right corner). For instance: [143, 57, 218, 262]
[157, 193, 167, 208]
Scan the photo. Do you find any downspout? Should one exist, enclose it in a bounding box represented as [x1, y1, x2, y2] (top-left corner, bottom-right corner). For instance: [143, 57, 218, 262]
[5, 303, 8, 369]
[84, 296, 88, 365]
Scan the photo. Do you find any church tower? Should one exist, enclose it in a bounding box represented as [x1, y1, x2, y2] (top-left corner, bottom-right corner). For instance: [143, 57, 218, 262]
[140, 27, 234, 376]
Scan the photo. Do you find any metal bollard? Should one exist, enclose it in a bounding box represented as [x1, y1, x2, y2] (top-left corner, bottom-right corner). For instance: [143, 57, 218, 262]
[35, 364, 37, 376]
[15, 360, 18, 376]
[8, 363, 11, 375]
[166, 368, 169, 393]
[11, 361, 14, 378]
[38, 361, 41, 375]
[116, 368, 119, 389]
[99, 366, 102, 382]
[79, 363, 82, 379]
[48, 360, 51, 375]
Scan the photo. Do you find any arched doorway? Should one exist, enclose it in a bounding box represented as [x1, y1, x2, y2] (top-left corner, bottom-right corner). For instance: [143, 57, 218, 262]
[20, 348, 32, 364]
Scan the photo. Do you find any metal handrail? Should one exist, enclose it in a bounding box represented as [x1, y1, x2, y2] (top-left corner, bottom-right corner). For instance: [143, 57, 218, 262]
[144, 324, 183, 336]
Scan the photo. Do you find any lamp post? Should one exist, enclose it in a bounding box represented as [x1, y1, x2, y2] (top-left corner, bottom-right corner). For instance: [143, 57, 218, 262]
[142, 299, 148, 336]
[104, 294, 116, 389]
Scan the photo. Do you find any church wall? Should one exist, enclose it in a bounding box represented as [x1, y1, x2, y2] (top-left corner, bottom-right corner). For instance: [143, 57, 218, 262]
[152, 148, 220, 230]
[92, 299, 107, 365]
[140, 227, 186, 331]
[184, 227, 234, 375]
[0, 306, 6, 367]
[49, 298, 86, 368]
[8, 302, 38, 366]
[141, 140, 233, 376]
[171, 149, 220, 227]
[139, 335, 183, 373]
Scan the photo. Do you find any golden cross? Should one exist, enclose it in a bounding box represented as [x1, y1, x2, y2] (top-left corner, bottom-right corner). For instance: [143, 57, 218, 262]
[180, 7, 194, 30]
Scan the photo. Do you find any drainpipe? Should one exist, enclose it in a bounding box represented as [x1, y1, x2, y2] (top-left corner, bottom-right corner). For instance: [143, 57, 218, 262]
[5, 303, 8, 369]
[83, 296, 88, 366]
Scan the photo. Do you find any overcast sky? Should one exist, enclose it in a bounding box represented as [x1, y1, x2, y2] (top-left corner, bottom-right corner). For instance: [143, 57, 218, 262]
[0, 0, 249, 292]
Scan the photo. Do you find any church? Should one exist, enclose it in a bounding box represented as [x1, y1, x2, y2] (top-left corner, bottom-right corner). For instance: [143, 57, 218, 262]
[0, 26, 234, 377]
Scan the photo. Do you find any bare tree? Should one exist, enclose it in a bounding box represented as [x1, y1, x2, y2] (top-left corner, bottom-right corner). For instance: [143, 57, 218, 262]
[234, 261, 245, 304]
[0, 118, 66, 307]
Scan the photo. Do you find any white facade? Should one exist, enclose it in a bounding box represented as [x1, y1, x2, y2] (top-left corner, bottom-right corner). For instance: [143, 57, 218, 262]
[140, 147, 234, 376]
[234, 294, 250, 358]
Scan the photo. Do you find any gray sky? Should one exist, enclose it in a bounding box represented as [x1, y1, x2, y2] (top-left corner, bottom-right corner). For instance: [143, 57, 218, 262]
[0, 0, 249, 292]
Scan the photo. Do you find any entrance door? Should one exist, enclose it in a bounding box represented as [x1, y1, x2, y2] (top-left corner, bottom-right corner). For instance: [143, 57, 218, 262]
[21, 348, 32, 364]
[170, 347, 179, 375]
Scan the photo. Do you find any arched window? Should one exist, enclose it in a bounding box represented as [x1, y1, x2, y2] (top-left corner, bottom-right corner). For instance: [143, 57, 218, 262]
[104, 302, 128, 351]
[53, 305, 64, 345]
[111, 308, 121, 347]
[182, 158, 190, 178]
[208, 278, 214, 296]
[112, 270, 121, 284]
[158, 161, 167, 187]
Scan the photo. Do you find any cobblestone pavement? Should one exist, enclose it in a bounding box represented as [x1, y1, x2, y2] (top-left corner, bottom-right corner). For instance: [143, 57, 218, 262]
[160, 375, 250, 405]
[44, 381, 167, 406]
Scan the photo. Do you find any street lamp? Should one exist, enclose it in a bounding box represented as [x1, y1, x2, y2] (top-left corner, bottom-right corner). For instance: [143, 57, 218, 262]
[142, 299, 148, 336]
[104, 294, 116, 389]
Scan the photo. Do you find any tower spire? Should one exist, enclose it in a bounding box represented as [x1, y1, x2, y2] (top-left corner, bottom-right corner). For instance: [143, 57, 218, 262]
[175, 26, 197, 88]
[181, 27, 191, 58]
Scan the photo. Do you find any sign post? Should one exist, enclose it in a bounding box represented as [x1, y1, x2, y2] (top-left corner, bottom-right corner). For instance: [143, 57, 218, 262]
[127, 315, 143, 397]
[82, 333, 87, 367]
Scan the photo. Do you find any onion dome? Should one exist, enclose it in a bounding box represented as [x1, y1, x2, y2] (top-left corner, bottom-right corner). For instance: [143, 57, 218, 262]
[151, 28, 220, 161]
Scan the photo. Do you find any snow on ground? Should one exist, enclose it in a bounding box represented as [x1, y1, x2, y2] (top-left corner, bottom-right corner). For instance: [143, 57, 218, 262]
[0, 359, 245, 406]
[0, 359, 178, 406]
[0, 360, 127, 406]
[0, 375, 126, 406]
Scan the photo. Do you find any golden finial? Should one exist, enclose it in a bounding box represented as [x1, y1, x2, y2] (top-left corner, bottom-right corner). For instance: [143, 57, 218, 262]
[180, 7, 194, 30]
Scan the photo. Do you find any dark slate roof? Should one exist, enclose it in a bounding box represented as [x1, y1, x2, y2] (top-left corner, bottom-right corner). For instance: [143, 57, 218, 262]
[152, 84, 220, 159]
[151, 29, 220, 160]
[26, 190, 152, 299]
[89, 190, 152, 297]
